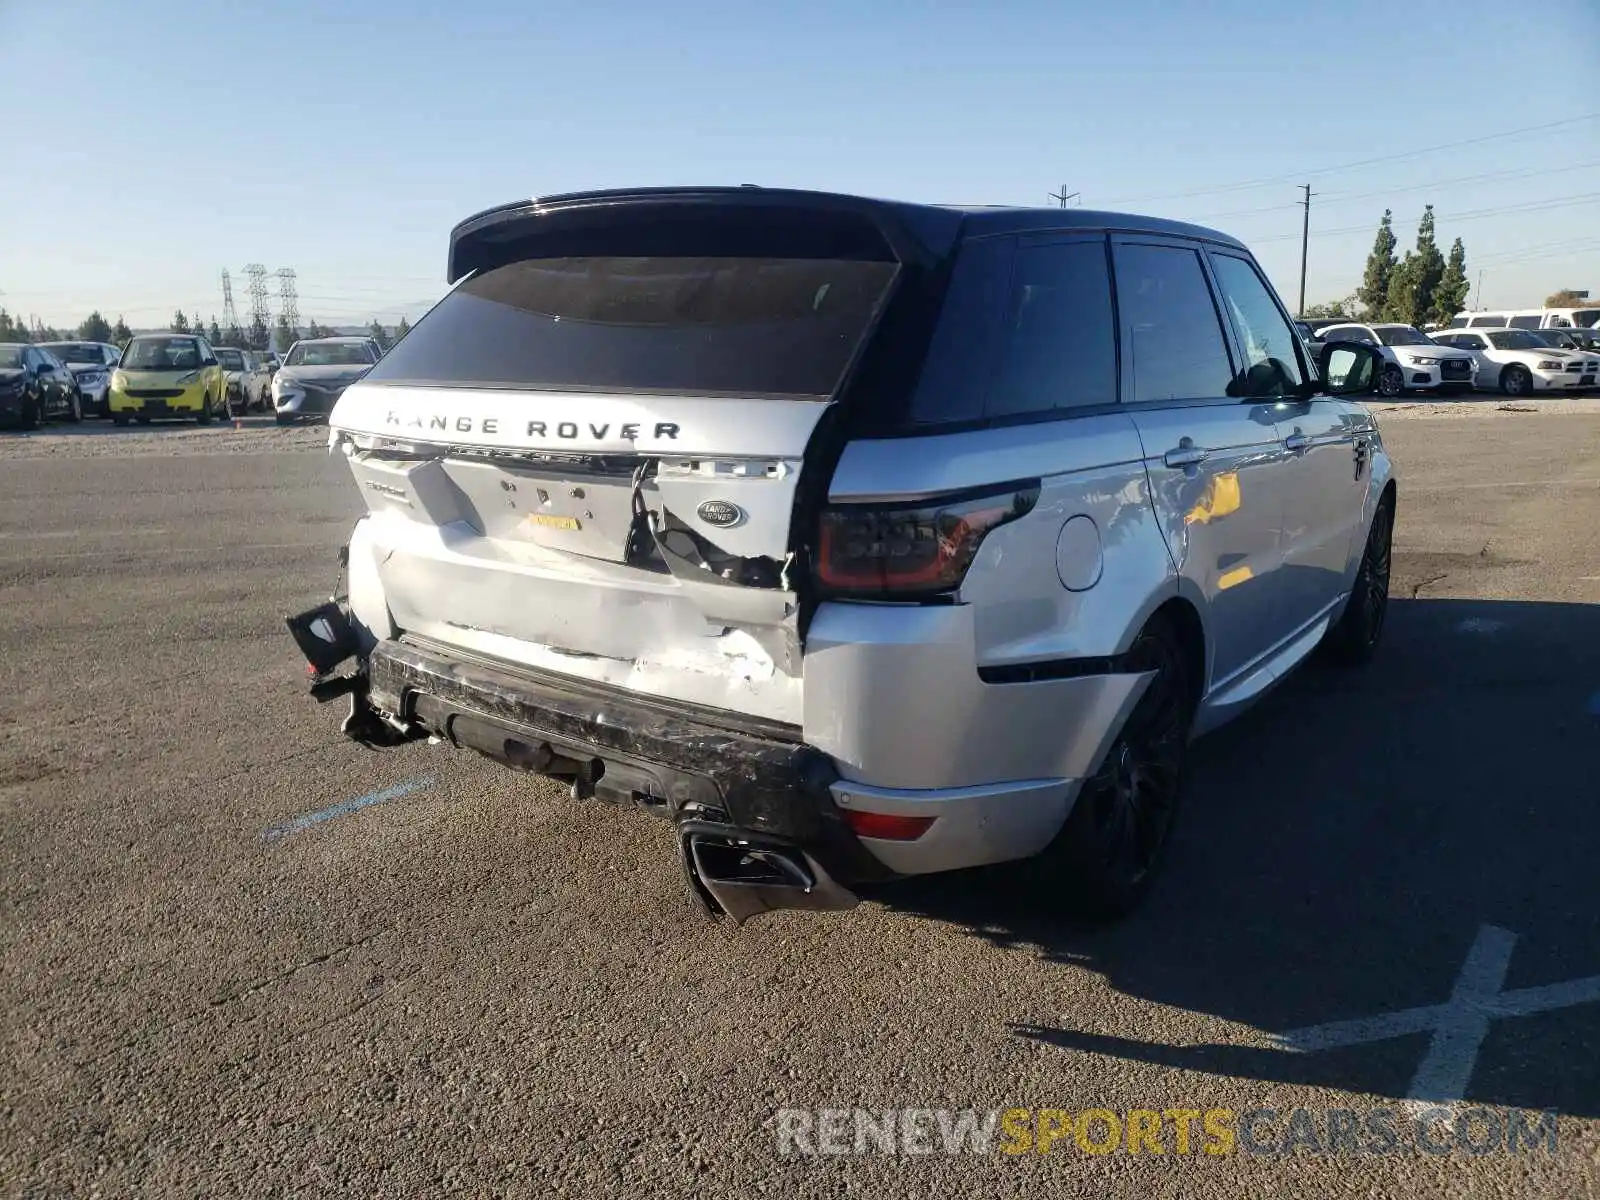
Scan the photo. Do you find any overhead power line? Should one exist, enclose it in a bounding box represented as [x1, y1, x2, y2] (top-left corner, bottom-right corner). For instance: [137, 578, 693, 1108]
[1102, 113, 1599, 208]
[1180, 160, 1600, 224]
[1252, 191, 1600, 244]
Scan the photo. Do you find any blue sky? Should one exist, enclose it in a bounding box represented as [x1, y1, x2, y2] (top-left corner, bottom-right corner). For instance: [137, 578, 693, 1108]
[2, 0, 1597, 331]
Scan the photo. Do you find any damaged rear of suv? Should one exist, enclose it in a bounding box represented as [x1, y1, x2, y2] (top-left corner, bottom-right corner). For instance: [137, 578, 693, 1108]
[288, 186, 1394, 924]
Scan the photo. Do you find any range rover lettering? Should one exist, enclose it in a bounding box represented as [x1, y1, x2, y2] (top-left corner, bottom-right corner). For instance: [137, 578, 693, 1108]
[286, 187, 1394, 925]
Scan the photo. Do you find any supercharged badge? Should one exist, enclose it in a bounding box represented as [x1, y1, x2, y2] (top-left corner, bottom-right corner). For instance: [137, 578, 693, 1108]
[697, 499, 744, 528]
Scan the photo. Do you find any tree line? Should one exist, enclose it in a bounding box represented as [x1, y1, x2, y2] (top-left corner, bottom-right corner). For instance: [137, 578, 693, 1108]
[1303, 205, 1472, 325]
[0, 307, 411, 352]
[1305, 205, 1588, 324]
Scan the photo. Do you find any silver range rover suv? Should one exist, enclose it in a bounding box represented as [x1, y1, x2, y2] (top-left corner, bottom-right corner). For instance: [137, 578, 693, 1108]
[286, 187, 1395, 925]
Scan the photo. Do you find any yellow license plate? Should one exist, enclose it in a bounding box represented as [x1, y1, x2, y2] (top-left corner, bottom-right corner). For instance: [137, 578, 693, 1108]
[523, 513, 582, 531]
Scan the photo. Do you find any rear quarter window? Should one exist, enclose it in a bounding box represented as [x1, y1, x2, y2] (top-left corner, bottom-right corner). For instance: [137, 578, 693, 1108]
[907, 236, 1118, 424]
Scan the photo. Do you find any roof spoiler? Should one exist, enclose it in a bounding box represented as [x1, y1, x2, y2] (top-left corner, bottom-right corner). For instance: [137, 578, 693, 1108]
[445, 186, 962, 284]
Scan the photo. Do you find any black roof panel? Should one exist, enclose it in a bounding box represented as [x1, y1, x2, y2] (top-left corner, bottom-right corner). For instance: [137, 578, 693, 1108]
[446, 186, 1248, 282]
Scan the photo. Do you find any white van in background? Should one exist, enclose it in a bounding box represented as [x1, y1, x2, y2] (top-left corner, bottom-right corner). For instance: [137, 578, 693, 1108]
[1445, 306, 1600, 330]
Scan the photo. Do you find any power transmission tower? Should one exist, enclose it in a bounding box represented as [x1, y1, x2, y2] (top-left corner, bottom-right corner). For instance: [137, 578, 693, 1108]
[220, 270, 242, 332]
[244, 264, 271, 330]
[1296, 184, 1319, 317]
[276, 268, 299, 331]
[1049, 185, 1080, 208]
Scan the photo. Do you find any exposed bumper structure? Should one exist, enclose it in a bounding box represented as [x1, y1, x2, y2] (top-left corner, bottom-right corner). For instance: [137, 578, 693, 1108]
[355, 634, 890, 922]
[285, 620, 1149, 922]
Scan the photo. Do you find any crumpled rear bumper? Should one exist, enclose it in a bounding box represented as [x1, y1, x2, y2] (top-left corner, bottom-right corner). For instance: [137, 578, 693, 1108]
[362, 634, 895, 899]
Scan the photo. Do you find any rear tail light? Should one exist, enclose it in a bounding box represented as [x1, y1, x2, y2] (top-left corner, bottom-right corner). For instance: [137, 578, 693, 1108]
[816, 482, 1040, 598]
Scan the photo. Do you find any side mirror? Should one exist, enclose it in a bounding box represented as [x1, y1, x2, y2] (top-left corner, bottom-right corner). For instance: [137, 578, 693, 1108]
[1317, 340, 1383, 395]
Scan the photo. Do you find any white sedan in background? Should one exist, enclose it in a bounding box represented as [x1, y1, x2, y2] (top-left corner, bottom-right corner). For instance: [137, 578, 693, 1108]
[1430, 328, 1600, 396]
[1316, 322, 1478, 397]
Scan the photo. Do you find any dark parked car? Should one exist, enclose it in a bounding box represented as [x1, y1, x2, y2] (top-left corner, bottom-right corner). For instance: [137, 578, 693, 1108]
[39, 340, 120, 417]
[0, 343, 83, 428]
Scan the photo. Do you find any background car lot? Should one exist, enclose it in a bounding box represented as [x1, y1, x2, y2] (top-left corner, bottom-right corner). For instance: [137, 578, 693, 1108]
[0, 403, 1597, 1196]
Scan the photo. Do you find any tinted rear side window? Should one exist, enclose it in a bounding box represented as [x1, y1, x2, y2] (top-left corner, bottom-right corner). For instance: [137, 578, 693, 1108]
[988, 240, 1117, 417]
[907, 236, 1116, 424]
[366, 257, 897, 399]
[1113, 243, 1235, 403]
[1508, 314, 1543, 329]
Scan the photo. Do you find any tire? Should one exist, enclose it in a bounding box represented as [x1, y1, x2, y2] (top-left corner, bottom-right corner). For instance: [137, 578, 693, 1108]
[1377, 364, 1405, 398]
[1500, 365, 1532, 397]
[112, 413, 131, 427]
[274, 413, 294, 426]
[67, 390, 82, 423]
[197, 390, 215, 425]
[1023, 612, 1194, 920]
[1325, 494, 1394, 666]
[19, 394, 41, 430]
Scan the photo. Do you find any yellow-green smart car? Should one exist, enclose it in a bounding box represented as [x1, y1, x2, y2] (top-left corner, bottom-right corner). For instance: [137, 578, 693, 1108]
[108, 333, 228, 425]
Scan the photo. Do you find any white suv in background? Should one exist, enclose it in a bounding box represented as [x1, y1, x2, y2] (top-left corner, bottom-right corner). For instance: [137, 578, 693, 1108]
[1431, 328, 1600, 395]
[1316, 322, 1477, 397]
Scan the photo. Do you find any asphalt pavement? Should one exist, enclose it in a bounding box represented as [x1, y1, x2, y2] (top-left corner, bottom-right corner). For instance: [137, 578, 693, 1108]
[1, 405, 1597, 1198]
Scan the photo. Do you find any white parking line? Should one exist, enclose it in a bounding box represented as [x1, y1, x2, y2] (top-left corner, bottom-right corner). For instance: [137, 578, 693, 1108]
[262, 775, 436, 842]
[0, 528, 171, 540]
[4, 541, 328, 562]
[1273, 925, 1600, 1117]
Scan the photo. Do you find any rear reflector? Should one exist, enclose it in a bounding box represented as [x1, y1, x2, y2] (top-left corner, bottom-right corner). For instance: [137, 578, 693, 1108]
[841, 809, 937, 841]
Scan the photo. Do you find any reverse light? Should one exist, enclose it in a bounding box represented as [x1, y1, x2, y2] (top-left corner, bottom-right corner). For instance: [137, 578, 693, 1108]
[816, 482, 1040, 598]
[841, 809, 937, 841]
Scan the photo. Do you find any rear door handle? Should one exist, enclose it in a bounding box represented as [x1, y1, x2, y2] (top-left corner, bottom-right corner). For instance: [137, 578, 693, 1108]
[1163, 445, 1209, 468]
[1284, 433, 1310, 453]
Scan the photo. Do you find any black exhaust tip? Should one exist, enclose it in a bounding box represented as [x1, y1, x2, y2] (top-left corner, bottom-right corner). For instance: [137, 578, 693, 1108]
[680, 827, 858, 926]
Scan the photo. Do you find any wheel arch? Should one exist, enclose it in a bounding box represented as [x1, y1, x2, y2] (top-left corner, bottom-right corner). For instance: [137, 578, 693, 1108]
[1139, 594, 1206, 719]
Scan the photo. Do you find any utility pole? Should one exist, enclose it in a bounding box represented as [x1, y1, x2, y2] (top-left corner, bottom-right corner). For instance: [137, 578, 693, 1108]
[1297, 184, 1313, 317]
[1048, 186, 1080, 209]
[1474, 269, 1484, 310]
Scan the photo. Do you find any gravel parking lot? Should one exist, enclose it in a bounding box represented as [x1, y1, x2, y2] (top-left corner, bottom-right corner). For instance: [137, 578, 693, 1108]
[2, 404, 1597, 1197]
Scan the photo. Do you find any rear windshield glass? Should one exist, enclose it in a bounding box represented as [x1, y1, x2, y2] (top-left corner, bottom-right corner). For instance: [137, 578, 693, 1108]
[45, 343, 104, 364]
[286, 342, 374, 367]
[365, 256, 899, 399]
[122, 337, 202, 370]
